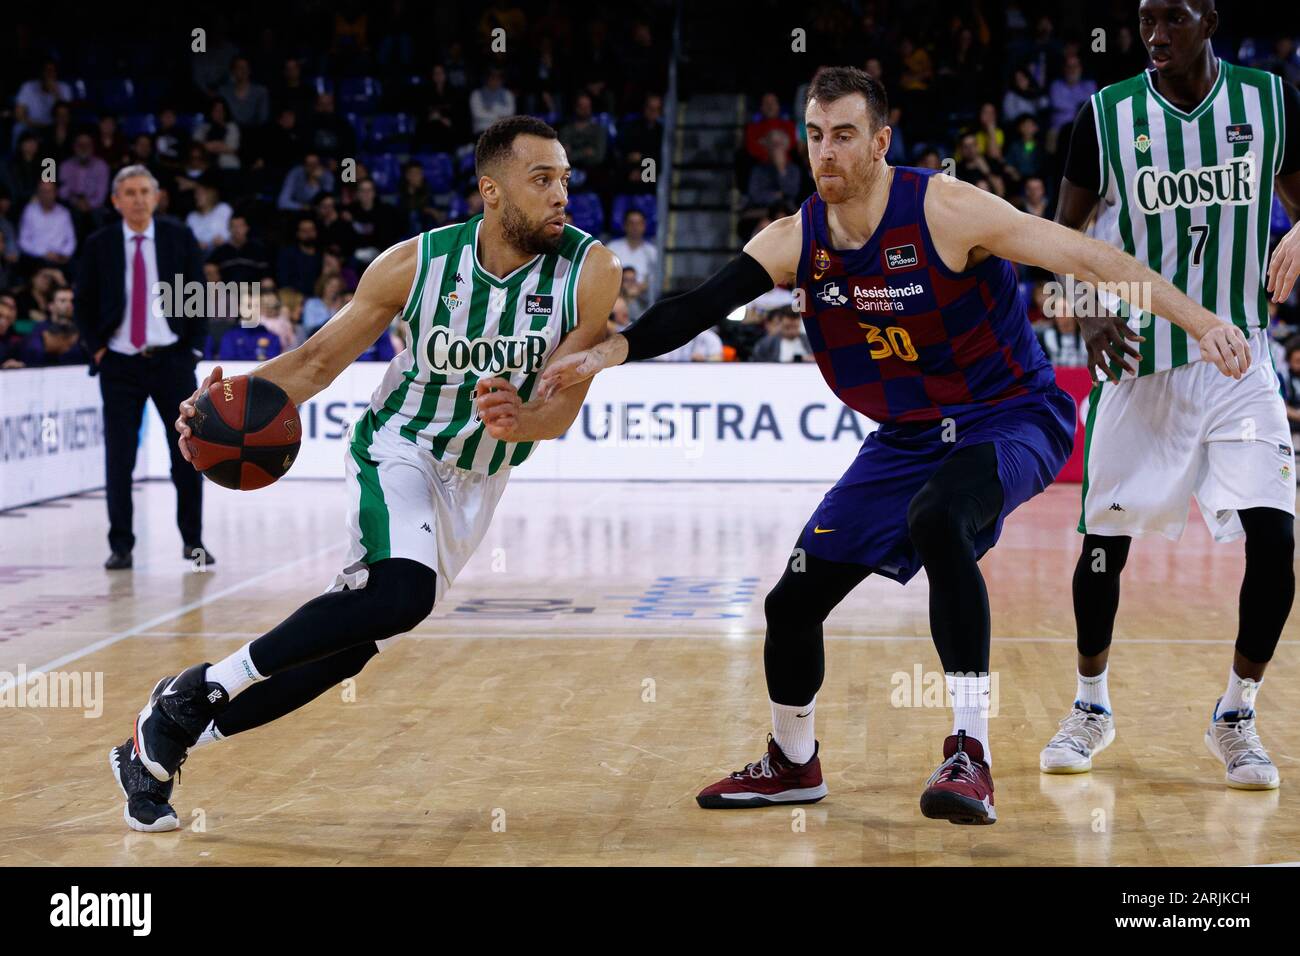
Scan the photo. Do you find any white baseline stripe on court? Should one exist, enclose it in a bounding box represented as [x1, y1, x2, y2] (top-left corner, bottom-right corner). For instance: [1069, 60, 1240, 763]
[113, 630, 1290, 646]
[0, 544, 344, 694]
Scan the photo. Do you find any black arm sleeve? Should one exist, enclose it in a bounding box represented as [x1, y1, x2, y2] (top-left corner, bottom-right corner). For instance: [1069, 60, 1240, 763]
[1280, 80, 1300, 176]
[621, 251, 775, 362]
[1063, 99, 1102, 194]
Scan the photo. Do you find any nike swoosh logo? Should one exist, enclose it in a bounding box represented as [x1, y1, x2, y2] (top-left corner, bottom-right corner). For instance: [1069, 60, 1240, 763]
[813, 526, 836, 534]
[813, 270, 825, 280]
[795, 711, 812, 718]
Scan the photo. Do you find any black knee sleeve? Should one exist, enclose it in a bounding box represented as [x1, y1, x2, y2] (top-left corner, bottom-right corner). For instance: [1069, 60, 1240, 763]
[763, 549, 871, 705]
[1237, 508, 1295, 664]
[1073, 534, 1131, 658]
[250, 557, 436, 675]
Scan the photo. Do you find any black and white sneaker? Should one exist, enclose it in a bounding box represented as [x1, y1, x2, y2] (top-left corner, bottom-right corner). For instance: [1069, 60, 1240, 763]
[134, 663, 229, 783]
[108, 735, 179, 832]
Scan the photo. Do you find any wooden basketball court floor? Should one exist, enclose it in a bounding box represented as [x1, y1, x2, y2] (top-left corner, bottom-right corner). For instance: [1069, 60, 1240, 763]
[1, 477, 1297, 866]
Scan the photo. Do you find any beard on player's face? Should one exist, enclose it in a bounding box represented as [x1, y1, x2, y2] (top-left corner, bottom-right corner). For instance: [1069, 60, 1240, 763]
[813, 145, 876, 203]
[501, 196, 564, 255]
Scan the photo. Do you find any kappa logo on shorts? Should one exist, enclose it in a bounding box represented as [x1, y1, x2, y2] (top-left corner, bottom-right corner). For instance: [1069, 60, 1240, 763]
[884, 244, 919, 270]
[1108, 502, 1125, 512]
[420, 522, 432, 533]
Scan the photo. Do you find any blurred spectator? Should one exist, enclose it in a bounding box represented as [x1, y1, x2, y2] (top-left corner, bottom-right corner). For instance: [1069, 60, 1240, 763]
[607, 295, 630, 337]
[343, 178, 403, 260]
[194, 98, 242, 172]
[560, 93, 609, 182]
[45, 102, 75, 161]
[274, 57, 315, 119]
[94, 116, 130, 169]
[277, 215, 322, 295]
[303, 273, 348, 336]
[209, 212, 272, 284]
[752, 307, 811, 362]
[747, 130, 801, 207]
[1, 134, 44, 211]
[397, 162, 437, 234]
[1038, 310, 1087, 367]
[618, 266, 647, 321]
[954, 132, 1007, 197]
[0, 293, 23, 366]
[1049, 54, 1096, 147]
[304, 92, 357, 161]
[18, 181, 76, 269]
[606, 208, 657, 298]
[315, 193, 356, 256]
[746, 92, 797, 164]
[470, 67, 516, 135]
[660, 326, 723, 362]
[154, 108, 189, 168]
[278, 152, 333, 211]
[617, 93, 663, 193]
[973, 103, 1005, 158]
[58, 134, 110, 230]
[1282, 337, 1300, 443]
[186, 176, 233, 251]
[1016, 176, 1050, 218]
[1002, 67, 1049, 125]
[19, 267, 67, 327]
[14, 60, 71, 131]
[220, 57, 271, 129]
[218, 323, 282, 361]
[1004, 114, 1044, 181]
[15, 316, 88, 367]
[413, 63, 469, 152]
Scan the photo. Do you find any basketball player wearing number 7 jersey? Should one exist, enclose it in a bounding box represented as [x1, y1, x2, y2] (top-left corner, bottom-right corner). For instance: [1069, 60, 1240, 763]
[538, 66, 1248, 825]
[1039, 0, 1300, 790]
[107, 117, 621, 831]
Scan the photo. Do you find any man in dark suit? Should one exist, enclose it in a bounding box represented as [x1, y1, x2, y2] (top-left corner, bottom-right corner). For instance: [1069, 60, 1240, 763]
[75, 164, 214, 570]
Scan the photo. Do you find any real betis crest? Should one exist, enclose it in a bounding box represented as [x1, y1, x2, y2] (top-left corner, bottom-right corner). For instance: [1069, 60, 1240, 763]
[1134, 133, 1152, 154]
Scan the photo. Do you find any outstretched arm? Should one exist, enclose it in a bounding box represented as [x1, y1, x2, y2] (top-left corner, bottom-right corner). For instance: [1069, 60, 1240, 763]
[539, 213, 800, 396]
[174, 237, 417, 462]
[476, 245, 622, 441]
[926, 173, 1250, 379]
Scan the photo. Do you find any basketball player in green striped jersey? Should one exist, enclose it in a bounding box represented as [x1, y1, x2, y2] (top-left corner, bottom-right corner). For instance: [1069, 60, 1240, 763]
[1038, 0, 1300, 789]
[107, 116, 621, 831]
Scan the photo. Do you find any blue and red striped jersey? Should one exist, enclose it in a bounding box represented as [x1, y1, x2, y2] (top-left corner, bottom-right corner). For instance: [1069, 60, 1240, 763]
[795, 166, 1056, 425]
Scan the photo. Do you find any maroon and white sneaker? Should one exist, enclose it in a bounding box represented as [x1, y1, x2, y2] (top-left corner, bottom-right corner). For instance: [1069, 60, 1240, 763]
[919, 731, 996, 825]
[696, 734, 828, 809]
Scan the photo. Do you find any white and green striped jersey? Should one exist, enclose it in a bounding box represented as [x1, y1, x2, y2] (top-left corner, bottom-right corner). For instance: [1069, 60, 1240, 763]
[1089, 60, 1286, 378]
[361, 214, 598, 474]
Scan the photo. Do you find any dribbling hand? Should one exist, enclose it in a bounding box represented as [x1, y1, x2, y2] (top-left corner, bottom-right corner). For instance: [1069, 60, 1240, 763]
[176, 365, 223, 463]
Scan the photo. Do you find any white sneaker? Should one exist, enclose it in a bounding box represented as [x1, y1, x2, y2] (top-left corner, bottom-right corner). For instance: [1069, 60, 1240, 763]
[1040, 704, 1116, 774]
[1205, 700, 1280, 790]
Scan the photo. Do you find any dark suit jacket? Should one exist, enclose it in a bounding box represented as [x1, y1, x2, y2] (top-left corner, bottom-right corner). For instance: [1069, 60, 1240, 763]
[74, 215, 208, 375]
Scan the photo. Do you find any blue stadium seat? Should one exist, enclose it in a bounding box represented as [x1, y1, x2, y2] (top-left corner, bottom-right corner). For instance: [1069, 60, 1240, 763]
[94, 78, 138, 114]
[609, 194, 658, 238]
[413, 152, 455, 193]
[567, 193, 604, 235]
[339, 77, 384, 114]
[1273, 194, 1294, 235]
[366, 113, 413, 148]
[594, 111, 619, 143]
[363, 153, 402, 194]
[310, 76, 335, 96]
[344, 112, 367, 145]
[121, 113, 158, 138]
[173, 112, 205, 135]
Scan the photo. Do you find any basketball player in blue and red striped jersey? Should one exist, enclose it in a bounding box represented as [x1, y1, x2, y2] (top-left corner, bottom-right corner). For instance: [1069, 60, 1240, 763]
[533, 66, 1248, 825]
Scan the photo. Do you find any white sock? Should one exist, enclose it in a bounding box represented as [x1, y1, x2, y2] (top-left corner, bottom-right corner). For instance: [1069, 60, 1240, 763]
[191, 721, 224, 750]
[205, 643, 265, 700]
[771, 698, 816, 764]
[1215, 667, 1261, 720]
[1076, 668, 1111, 713]
[947, 673, 991, 765]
